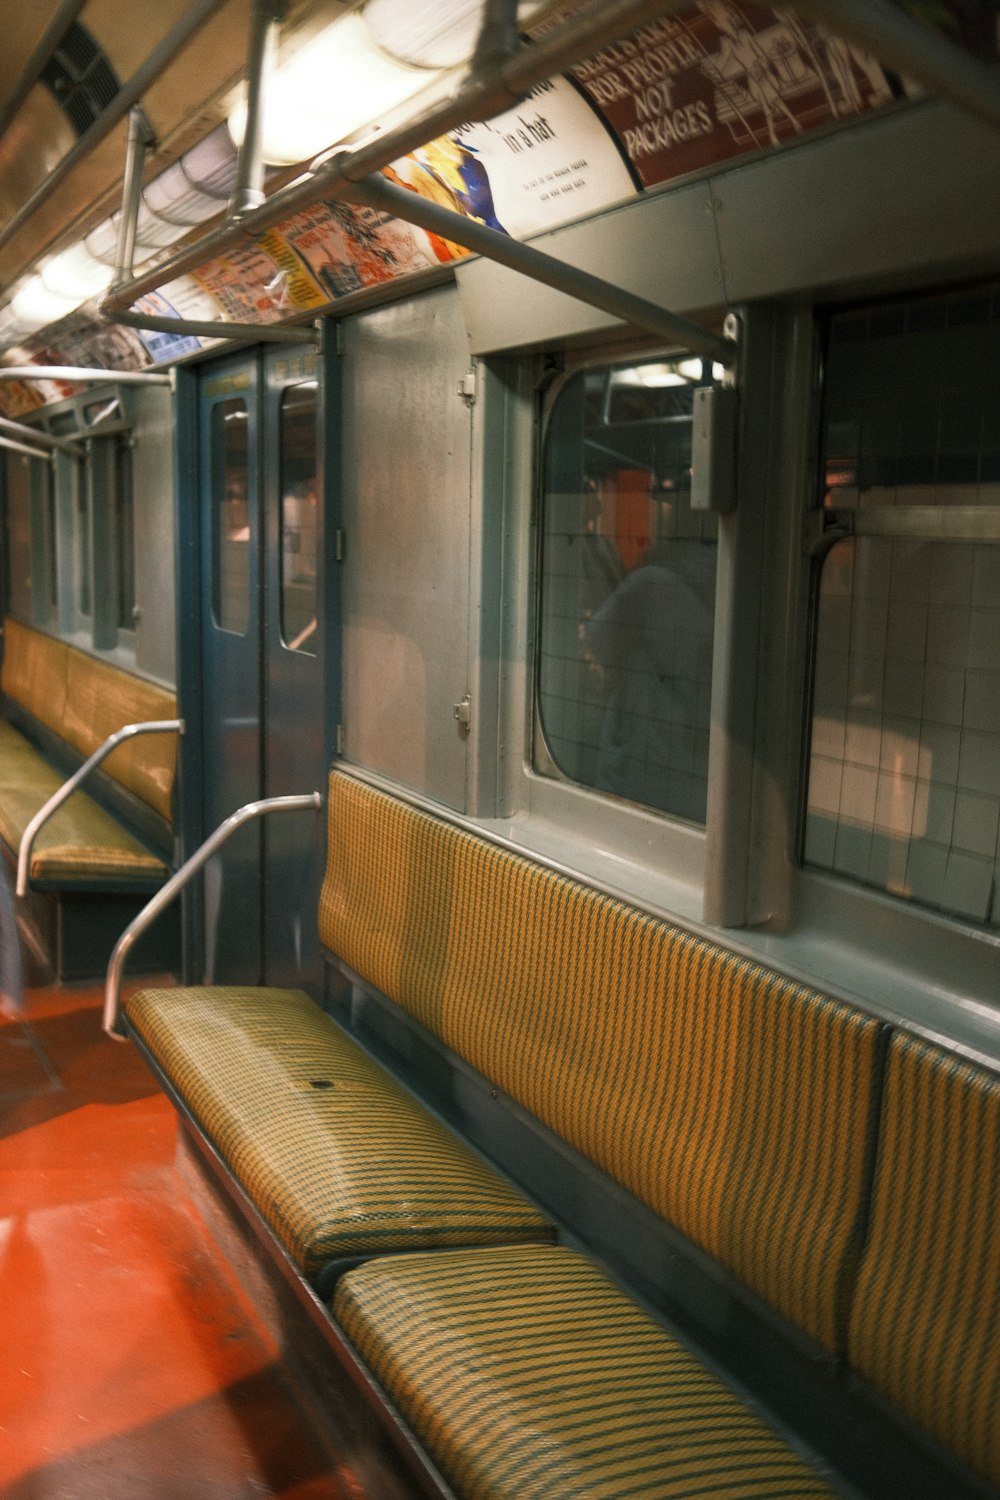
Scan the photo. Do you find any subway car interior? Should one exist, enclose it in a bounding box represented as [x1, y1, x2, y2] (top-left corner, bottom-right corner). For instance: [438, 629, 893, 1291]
[1, 1, 1000, 1496]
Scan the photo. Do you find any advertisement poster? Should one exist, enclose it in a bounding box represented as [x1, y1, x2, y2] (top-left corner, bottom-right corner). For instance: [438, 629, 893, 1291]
[0, 378, 46, 418]
[191, 241, 319, 323]
[538, 2, 906, 188]
[389, 74, 637, 247]
[276, 200, 439, 299]
[132, 289, 210, 363]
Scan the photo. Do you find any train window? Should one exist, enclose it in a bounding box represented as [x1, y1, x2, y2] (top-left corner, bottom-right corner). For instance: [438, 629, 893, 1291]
[74, 458, 91, 620]
[114, 437, 136, 633]
[536, 355, 718, 823]
[806, 288, 1000, 928]
[33, 456, 58, 622]
[279, 381, 318, 655]
[211, 398, 250, 634]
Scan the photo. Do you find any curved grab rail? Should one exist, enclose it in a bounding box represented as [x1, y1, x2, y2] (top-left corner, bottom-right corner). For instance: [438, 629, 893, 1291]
[103, 791, 322, 1039]
[16, 719, 183, 897]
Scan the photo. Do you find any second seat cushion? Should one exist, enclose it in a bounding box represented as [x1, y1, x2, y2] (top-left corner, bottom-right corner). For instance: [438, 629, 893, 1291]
[335, 1243, 839, 1500]
[126, 985, 555, 1277]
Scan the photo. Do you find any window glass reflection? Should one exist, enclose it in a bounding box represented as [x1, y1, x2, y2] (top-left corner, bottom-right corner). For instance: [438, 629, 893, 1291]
[537, 356, 718, 823]
[279, 381, 318, 654]
[212, 398, 250, 634]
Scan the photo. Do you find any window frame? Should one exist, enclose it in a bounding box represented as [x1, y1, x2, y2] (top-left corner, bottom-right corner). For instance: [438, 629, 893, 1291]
[29, 387, 140, 659]
[802, 290, 1000, 934]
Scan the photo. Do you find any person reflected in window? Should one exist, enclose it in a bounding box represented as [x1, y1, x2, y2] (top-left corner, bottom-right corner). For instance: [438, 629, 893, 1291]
[585, 532, 715, 823]
[579, 480, 626, 620]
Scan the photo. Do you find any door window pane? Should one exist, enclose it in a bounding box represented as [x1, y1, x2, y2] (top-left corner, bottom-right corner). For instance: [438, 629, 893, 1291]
[212, 398, 250, 634]
[537, 356, 718, 823]
[115, 436, 136, 632]
[805, 287, 1000, 927]
[279, 381, 318, 654]
[75, 459, 90, 619]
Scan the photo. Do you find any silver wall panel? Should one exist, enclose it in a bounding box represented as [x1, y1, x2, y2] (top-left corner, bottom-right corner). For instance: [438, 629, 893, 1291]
[714, 104, 1000, 304]
[340, 286, 473, 811]
[456, 102, 1000, 356]
[456, 179, 722, 356]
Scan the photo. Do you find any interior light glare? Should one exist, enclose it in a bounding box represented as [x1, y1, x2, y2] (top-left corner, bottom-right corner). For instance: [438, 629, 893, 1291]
[229, 11, 433, 166]
[614, 364, 688, 389]
[41, 244, 114, 301]
[11, 276, 79, 332]
[362, 0, 487, 70]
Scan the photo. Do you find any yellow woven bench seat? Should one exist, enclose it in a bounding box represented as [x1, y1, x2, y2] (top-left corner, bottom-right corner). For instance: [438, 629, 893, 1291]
[0, 723, 167, 884]
[848, 1033, 1000, 1491]
[320, 770, 884, 1354]
[335, 1244, 837, 1500]
[125, 986, 555, 1278]
[2, 617, 177, 821]
[0, 719, 61, 786]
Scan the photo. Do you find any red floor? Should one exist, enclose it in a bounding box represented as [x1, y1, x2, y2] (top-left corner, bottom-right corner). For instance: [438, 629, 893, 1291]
[0, 981, 375, 1499]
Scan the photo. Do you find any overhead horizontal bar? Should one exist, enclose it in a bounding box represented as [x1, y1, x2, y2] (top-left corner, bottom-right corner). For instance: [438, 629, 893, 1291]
[0, 434, 52, 462]
[795, 0, 1000, 133]
[0, 365, 173, 384]
[0, 0, 229, 257]
[344, 172, 732, 363]
[101, 0, 697, 324]
[0, 414, 84, 456]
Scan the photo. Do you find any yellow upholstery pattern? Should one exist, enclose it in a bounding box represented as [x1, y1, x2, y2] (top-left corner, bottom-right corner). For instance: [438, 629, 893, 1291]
[0, 726, 167, 882]
[847, 1033, 1000, 1489]
[1, 617, 177, 821]
[319, 771, 882, 1352]
[61, 645, 177, 820]
[1, 618, 68, 736]
[335, 1244, 836, 1499]
[0, 720, 63, 786]
[125, 986, 554, 1277]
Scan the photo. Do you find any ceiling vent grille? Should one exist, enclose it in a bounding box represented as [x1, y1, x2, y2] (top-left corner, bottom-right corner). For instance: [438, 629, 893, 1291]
[41, 23, 121, 137]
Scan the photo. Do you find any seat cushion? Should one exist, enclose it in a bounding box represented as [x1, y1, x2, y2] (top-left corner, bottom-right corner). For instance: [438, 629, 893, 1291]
[0, 728, 167, 885]
[848, 1032, 1000, 1490]
[320, 769, 884, 1353]
[61, 646, 177, 820]
[335, 1243, 837, 1500]
[1, 618, 68, 734]
[125, 986, 555, 1277]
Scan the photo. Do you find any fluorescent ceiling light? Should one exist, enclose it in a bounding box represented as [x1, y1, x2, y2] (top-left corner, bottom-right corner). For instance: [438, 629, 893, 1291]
[614, 364, 686, 389]
[41, 244, 114, 300]
[613, 358, 710, 389]
[364, 0, 549, 68]
[11, 276, 80, 332]
[364, 0, 493, 69]
[229, 11, 433, 167]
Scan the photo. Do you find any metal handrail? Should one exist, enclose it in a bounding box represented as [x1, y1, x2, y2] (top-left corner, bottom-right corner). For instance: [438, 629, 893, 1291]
[0, 0, 88, 150]
[0, 414, 84, 457]
[16, 718, 183, 897]
[102, 790, 322, 1039]
[0, 0, 229, 257]
[796, 0, 1000, 133]
[99, 0, 698, 328]
[98, 0, 1000, 351]
[0, 367, 172, 385]
[0, 434, 53, 462]
[344, 172, 733, 364]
